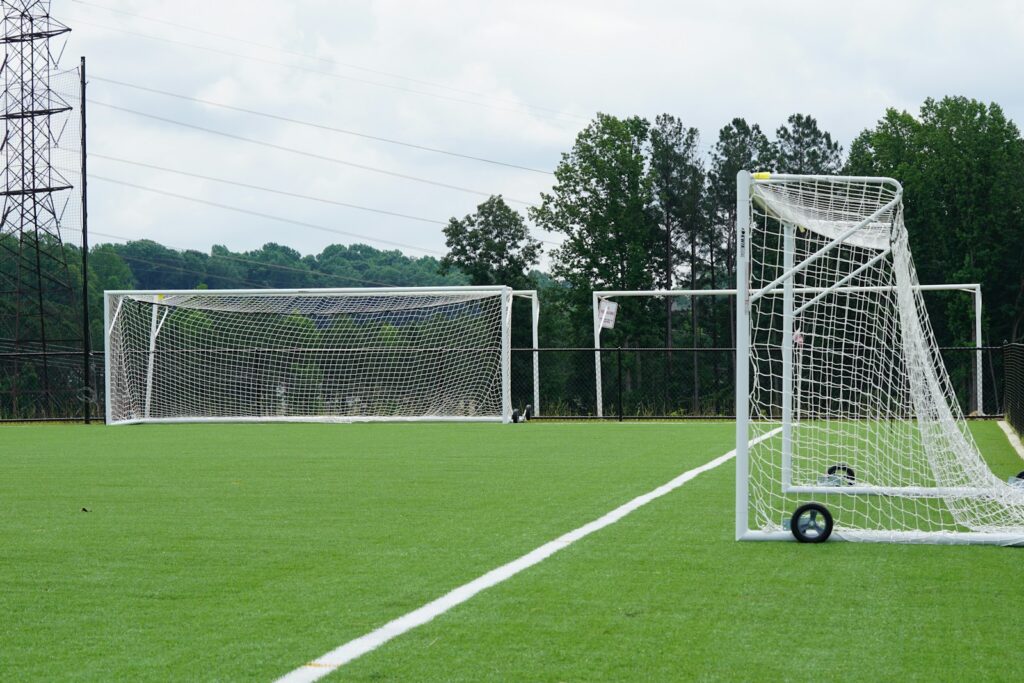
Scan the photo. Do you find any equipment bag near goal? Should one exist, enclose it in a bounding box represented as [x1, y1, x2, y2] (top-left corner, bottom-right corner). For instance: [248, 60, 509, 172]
[105, 287, 513, 424]
[735, 172, 1024, 545]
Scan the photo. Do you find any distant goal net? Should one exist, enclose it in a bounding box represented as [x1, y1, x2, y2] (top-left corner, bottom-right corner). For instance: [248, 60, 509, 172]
[105, 287, 514, 424]
[736, 172, 1024, 545]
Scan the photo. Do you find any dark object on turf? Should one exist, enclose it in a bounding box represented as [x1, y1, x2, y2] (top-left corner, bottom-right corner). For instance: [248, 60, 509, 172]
[81, 507, 90, 513]
[523, 404, 533, 420]
[791, 503, 833, 543]
[827, 463, 856, 485]
[1016, 471, 1024, 480]
[512, 409, 521, 423]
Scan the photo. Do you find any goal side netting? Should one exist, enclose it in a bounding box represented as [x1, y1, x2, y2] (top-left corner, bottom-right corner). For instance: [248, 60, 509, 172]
[736, 172, 1024, 545]
[105, 287, 513, 424]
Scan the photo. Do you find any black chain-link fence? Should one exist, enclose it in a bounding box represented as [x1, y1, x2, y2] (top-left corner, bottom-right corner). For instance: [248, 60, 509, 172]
[1005, 343, 1024, 437]
[516, 345, 1006, 420]
[0, 350, 103, 422]
[0, 345, 1009, 423]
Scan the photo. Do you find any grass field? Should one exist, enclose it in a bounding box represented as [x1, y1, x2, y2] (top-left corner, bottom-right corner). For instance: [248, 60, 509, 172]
[2, 420, 1022, 681]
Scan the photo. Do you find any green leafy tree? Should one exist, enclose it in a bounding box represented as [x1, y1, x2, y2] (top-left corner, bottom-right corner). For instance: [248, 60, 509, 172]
[531, 113, 660, 409]
[773, 113, 843, 174]
[706, 119, 774, 359]
[532, 113, 658, 313]
[649, 114, 707, 410]
[439, 195, 541, 289]
[112, 240, 195, 289]
[846, 97, 1024, 345]
[243, 243, 310, 288]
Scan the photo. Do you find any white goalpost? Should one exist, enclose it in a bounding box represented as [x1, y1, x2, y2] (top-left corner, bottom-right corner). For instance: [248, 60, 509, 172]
[515, 288, 542, 417]
[735, 171, 1024, 545]
[104, 286, 530, 425]
[593, 284, 983, 419]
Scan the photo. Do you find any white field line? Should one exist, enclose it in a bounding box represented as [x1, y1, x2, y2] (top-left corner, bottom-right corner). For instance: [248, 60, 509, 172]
[274, 427, 781, 683]
[997, 421, 1024, 462]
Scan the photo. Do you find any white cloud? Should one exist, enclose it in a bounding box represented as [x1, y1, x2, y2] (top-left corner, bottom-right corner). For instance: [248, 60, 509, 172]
[58, 0, 1024, 267]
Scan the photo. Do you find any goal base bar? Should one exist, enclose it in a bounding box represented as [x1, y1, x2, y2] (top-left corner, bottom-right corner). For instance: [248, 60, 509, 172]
[109, 415, 508, 426]
[738, 529, 1024, 546]
[783, 484, 1002, 498]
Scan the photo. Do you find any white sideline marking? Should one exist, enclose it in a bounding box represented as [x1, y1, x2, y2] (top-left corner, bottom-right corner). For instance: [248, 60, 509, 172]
[274, 428, 781, 683]
[998, 421, 1024, 462]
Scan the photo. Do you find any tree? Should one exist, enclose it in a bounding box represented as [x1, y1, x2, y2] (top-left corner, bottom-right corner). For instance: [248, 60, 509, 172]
[531, 113, 661, 410]
[706, 119, 773, 361]
[242, 243, 310, 288]
[439, 195, 541, 289]
[846, 97, 1024, 345]
[649, 114, 706, 411]
[773, 113, 843, 174]
[113, 240, 194, 289]
[532, 114, 658, 307]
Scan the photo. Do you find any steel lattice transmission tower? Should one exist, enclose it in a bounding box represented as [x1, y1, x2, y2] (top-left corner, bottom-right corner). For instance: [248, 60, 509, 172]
[0, 0, 88, 420]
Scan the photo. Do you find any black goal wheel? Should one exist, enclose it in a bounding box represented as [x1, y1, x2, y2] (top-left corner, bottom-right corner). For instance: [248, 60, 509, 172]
[1016, 470, 1024, 480]
[512, 409, 521, 423]
[827, 463, 856, 485]
[791, 503, 833, 543]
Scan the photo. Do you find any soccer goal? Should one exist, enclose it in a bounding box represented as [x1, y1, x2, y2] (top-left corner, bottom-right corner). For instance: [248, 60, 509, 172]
[735, 171, 1024, 545]
[593, 284, 983, 418]
[104, 286, 524, 424]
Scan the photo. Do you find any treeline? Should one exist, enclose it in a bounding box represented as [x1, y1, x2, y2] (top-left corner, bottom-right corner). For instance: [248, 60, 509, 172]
[85, 240, 465, 340]
[441, 98, 1024, 413]
[4, 96, 1022, 418]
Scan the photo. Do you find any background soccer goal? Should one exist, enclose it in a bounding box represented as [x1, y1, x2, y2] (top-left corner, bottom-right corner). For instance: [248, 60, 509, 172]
[105, 286, 526, 424]
[735, 171, 1024, 545]
[593, 284, 984, 419]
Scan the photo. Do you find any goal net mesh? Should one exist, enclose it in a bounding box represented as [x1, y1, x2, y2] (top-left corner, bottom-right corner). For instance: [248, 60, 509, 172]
[745, 176, 1024, 541]
[106, 290, 509, 423]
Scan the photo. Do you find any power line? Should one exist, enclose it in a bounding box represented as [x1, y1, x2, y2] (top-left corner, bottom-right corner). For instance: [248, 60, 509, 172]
[91, 76, 551, 175]
[87, 154, 562, 248]
[69, 16, 585, 125]
[91, 153, 446, 225]
[88, 99, 538, 206]
[70, 0, 588, 122]
[88, 174, 447, 255]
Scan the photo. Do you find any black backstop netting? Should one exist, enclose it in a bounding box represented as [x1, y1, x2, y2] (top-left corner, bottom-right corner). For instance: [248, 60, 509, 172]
[1006, 343, 1024, 437]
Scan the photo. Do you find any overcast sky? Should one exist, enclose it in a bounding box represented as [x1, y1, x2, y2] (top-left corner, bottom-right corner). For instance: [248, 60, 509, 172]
[57, 0, 1024, 264]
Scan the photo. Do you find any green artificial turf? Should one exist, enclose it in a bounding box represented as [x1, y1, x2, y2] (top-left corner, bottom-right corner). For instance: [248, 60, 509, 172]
[2, 420, 1021, 681]
[0, 421, 732, 681]
[340, 420, 1024, 682]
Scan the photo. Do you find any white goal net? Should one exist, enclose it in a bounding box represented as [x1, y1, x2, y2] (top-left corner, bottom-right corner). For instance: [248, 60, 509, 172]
[105, 287, 513, 424]
[736, 172, 1024, 545]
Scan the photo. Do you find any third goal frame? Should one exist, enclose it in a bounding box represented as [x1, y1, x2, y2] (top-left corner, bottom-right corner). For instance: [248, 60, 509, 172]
[592, 284, 983, 418]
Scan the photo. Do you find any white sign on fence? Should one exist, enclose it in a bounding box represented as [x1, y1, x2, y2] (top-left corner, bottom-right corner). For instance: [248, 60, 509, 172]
[598, 300, 618, 329]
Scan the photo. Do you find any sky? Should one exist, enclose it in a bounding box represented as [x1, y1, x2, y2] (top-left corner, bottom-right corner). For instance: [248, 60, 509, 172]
[50, 0, 1024, 265]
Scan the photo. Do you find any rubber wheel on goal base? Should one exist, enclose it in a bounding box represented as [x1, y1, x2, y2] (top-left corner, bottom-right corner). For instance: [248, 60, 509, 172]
[827, 463, 856, 485]
[1016, 470, 1024, 480]
[512, 409, 521, 424]
[791, 503, 833, 543]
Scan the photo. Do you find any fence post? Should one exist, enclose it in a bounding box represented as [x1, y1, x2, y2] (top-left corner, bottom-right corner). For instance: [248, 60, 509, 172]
[617, 346, 623, 421]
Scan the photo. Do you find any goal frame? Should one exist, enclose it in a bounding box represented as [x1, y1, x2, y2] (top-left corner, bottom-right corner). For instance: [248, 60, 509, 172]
[734, 171, 1021, 546]
[514, 289, 542, 417]
[104, 285, 524, 425]
[593, 284, 982, 419]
